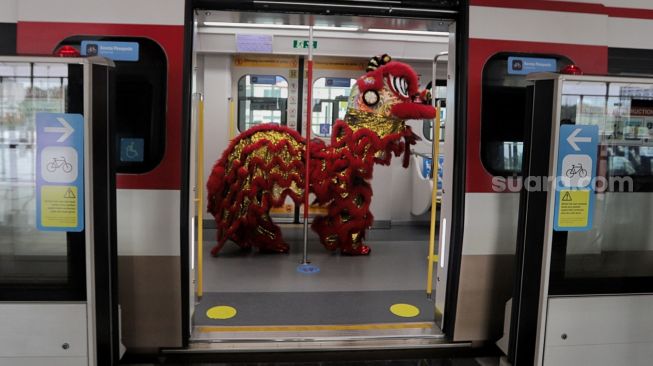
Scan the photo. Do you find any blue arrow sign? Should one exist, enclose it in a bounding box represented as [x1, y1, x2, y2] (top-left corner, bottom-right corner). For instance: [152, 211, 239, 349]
[36, 113, 85, 232]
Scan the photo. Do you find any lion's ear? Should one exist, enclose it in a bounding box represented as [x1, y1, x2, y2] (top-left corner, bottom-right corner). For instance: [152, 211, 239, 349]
[366, 54, 392, 72]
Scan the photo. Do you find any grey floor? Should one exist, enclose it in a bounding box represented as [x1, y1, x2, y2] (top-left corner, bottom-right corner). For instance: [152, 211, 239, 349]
[201, 225, 433, 292]
[196, 224, 437, 326]
[195, 290, 434, 326]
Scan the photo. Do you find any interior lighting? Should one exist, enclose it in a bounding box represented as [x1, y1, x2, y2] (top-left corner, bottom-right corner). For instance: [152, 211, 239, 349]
[203, 22, 360, 32]
[313, 25, 360, 31]
[368, 28, 449, 36]
[203, 21, 310, 30]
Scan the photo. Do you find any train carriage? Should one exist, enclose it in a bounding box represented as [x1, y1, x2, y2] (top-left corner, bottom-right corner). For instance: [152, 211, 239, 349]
[0, 1, 653, 365]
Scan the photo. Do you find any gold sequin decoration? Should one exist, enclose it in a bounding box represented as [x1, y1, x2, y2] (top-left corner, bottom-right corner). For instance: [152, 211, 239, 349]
[343, 109, 405, 139]
[226, 129, 305, 205]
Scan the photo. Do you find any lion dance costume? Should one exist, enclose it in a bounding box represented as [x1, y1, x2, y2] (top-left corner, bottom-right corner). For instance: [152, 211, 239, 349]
[207, 54, 436, 256]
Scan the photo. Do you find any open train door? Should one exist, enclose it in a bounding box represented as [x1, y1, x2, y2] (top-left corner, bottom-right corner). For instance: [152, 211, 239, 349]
[176, 0, 477, 358]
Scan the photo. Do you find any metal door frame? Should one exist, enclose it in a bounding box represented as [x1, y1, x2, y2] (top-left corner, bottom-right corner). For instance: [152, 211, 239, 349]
[179, 0, 469, 349]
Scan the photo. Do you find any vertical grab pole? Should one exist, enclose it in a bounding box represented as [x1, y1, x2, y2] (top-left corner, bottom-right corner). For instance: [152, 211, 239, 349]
[427, 52, 447, 299]
[197, 96, 205, 298]
[301, 26, 314, 265]
[228, 97, 235, 139]
[426, 100, 441, 299]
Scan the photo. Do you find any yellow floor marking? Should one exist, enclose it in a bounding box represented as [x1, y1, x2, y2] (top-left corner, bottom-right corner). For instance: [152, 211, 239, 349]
[389, 303, 420, 318]
[206, 306, 237, 320]
[198, 322, 433, 333]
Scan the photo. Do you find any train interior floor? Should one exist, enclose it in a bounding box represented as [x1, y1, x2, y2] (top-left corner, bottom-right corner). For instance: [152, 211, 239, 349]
[193, 224, 439, 339]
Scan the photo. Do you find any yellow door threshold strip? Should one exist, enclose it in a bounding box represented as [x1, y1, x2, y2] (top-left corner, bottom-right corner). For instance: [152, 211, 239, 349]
[198, 322, 434, 333]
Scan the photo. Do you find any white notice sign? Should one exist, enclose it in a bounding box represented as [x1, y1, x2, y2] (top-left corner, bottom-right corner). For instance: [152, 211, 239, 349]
[236, 34, 273, 53]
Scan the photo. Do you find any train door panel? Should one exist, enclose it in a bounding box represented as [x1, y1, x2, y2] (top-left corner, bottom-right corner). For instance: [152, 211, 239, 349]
[231, 56, 297, 220]
[306, 59, 363, 217]
[310, 58, 365, 139]
[35, 29, 185, 351]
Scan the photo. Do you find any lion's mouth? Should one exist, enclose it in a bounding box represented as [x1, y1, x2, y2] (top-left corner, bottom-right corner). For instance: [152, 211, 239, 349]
[390, 102, 436, 120]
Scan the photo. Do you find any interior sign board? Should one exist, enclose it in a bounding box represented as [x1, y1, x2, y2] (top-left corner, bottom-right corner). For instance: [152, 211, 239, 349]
[81, 40, 139, 61]
[236, 34, 273, 53]
[554, 124, 599, 231]
[508, 56, 557, 75]
[325, 78, 352, 87]
[36, 113, 84, 232]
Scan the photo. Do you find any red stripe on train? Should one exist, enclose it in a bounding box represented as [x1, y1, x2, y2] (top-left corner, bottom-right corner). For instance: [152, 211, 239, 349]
[605, 7, 653, 20]
[470, 0, 605, 14]
[17, 21, 184, 190]
[466, 38, 607, 193]
[472, 0, 653, 21]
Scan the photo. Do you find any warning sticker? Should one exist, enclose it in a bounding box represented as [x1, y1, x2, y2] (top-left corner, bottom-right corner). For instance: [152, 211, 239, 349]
[41, 186, 78, 227]
[557, 190, 590, 228]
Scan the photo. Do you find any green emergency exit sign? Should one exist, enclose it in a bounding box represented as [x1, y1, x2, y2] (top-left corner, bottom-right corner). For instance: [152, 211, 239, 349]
[293, 40, 318, 49]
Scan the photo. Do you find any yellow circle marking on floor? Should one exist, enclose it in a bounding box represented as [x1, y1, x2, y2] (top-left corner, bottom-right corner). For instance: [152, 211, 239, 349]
[390, 303, 420, 318]
[206, 306, 237, 320]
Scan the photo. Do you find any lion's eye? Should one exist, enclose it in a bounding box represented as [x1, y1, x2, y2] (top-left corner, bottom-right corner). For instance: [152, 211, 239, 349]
[390, 75, 410, 98]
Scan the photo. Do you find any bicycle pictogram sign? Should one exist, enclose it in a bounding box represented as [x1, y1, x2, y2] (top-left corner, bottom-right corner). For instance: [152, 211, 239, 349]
[565, 163, 588, 179]
[46, 156, 73, 173]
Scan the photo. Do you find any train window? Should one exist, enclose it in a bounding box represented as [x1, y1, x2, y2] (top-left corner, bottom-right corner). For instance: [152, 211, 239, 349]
[56, 36, 167, 174]
[422, 86, 447, 142]
[237, 75, 288, 131]
[312, 77, 355, 137]
[559, 80, 653, 191]
[481, 53, 572, 176]
[423, 100, 446, 142]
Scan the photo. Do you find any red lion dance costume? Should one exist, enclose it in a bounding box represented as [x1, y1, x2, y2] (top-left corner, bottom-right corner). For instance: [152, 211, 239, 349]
[207, 54, 435, 256]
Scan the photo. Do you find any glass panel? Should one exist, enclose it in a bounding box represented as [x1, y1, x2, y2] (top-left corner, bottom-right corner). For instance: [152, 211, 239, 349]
[556, 79, 653, 286]
[0, 62, 81, 292]
[237, 75, 288, 131]
[422, 102, 446, 142]
[311, 77, 356, 137]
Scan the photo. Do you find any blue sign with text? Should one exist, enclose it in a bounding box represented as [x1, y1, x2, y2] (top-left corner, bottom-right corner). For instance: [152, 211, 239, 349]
[508, 57, 557, 75]
[36, 113, 85, 232]
[553, 124, 598, 231]
[326, 78, 352, 88]
[251, 75, 277, 85]
[81, 40, 139, 61]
